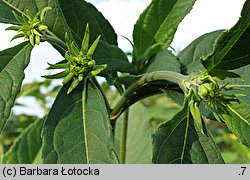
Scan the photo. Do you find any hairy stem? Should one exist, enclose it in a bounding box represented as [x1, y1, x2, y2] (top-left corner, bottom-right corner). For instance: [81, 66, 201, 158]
[120, 109, 129, 164]
[110, 71, 188, 120]
[42, 33, 68, 52]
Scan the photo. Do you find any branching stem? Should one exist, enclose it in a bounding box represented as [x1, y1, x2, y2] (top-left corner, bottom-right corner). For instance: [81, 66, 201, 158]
[110, 71, 189, 120]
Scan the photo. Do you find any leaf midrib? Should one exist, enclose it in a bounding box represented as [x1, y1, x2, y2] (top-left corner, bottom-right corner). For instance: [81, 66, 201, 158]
[149, 0, 179, 46]
[228, 105, 250, 126]
[221, 54, 250, 63]
[180, 114, 189, 164]
[2, 0, 33, 18]
[188, 124, 210, 163]
[82, 80, 89, 163]
[155, 111, 187, 163]
[207, 21, 250, 71]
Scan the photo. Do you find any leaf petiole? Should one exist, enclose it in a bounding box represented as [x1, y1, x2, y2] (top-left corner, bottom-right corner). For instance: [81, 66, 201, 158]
[110, 71, 188, 120]
[42, 33, 68, 52]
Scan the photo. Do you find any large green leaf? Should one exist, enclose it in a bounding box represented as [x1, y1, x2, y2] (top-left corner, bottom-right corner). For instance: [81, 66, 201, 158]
[152, 102, 224, 164]
[114, 100, 180, 164]
[0, 42, 32, 132]
[94, 41, 135, 73]
[133, 0, 196, 61]
[221, 64, 250, 105]
[141, 49, 181, 73]
[1, 118, 44, 164]
[0, 0, 20, 24]
[42, 79, 118, 164]
[57, 0, 117, 45]
[202, 0, 250, 71]
[218, 102, 250, 148]
[0, 0, 117, 45]
[115, 102, 154, 163]
[178, 30, 224, 75]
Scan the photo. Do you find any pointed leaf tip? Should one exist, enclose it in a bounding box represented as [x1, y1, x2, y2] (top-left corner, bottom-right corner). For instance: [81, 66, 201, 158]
[10, 33, 25, 42]
[42, 69, 69, 79]
[67, 78, 80, 94]
[87, 35, 101, 59]
[65, 32, 71, 47]
[40, 7, 52, 21]
[62, 72, 75, 84]
[5, 26, 21, 31]
[81, 23, 90, 55]
[12, 11, 25, 24]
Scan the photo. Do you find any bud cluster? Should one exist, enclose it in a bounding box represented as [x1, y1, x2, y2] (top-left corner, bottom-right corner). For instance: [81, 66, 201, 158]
[184, 72, 243, 133]
[6, 7, 52, 46]
[44, 24, 107, 94]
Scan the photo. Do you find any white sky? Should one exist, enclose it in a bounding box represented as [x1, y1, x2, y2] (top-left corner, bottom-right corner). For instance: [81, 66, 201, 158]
[0, 0, 245, 116]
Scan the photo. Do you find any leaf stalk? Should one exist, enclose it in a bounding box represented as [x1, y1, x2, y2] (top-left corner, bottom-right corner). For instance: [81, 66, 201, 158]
[110, 71, 188, 120]
[42, 33, 68, 52]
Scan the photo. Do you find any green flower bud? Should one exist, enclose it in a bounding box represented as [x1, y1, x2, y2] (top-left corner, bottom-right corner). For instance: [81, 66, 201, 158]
[198, 83, 209, 98]
[44, 24, 106, 94]
[87, 60, 95, 67]
[38, 25, 48, 31]
[6, 7, 52, 46]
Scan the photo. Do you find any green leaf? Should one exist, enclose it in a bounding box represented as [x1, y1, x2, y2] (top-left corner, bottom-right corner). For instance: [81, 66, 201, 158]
[141, 49, 181, 73]
[56, 0, 117, 45]
[93, 41, 135, 73]
[32, 149, 42, 164]
[161, 89, 184, 106]
[202, 0, 250, 71]
[178, 30, 223, 75]
[1, 118, 44, 164]
[115, 102, 154, 163]
[222, 64, 250, 104]
[42, 79, 118, 163]
[0, 0, 117, 45]
[0, 42, 32, 132]
[218, 102, 250, 148]
[209, 69, 241, 80]
[0, 0, 39, 24]
[133, 0, 196, 61]
[0, 0, 21, 24]
[152, 102, 224, 164]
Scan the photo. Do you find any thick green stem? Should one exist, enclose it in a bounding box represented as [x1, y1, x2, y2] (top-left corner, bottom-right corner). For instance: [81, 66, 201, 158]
[120, 109, 129, 164]
[111, 71, 188, 120]
[42, 33, 68, 52]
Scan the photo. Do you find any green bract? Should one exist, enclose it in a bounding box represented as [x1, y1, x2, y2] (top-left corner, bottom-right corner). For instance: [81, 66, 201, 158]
[184, 72, 243, 130]
[5, 7, 52, 46]
[43, 24, 107, 94]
